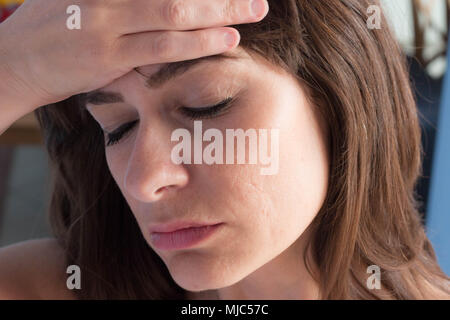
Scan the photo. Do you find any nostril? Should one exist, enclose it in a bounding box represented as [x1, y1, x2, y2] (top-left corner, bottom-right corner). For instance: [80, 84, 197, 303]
[155, 187, 166, 194]
[155, 185, 174, 194]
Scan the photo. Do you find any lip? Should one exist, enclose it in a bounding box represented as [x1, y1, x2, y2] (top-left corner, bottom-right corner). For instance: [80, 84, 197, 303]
[149, 220, 222, 233]
[149, 222, 224, 251]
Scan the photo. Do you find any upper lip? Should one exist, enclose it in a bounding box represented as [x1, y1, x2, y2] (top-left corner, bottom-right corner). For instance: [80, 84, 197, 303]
[148, 221, 223, 233]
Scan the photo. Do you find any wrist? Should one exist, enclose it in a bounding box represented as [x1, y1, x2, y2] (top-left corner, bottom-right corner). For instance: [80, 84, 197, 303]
[0, 45, 48, 133]
[0, 64, 41, 133]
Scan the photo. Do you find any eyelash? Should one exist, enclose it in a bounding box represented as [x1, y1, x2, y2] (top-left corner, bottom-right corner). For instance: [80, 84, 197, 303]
[105, 97, 235, 147]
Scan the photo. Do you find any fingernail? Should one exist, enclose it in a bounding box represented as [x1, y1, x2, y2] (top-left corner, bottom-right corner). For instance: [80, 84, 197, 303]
[251, 0, 266, 18]
[224, 30, 237, 48]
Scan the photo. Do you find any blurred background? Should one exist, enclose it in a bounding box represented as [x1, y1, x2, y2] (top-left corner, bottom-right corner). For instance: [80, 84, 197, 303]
[0, 0, 449, 274]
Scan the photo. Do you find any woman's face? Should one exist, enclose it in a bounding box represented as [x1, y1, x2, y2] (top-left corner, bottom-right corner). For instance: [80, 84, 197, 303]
[86, 48, 330, 292]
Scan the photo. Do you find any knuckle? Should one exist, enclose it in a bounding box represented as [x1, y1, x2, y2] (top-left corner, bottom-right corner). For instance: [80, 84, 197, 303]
[83, 5, 111, 32]
[223, 0, 237, 23]
[83, 0, 124, 33]
[84, 1, 106, 18]
[164, 0, 189, 26]
[153, 33, 176, 59]
[197, 31, 211, 53]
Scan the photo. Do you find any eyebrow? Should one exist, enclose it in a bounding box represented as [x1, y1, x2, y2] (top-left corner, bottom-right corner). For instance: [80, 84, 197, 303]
[83, 53, 239, 106]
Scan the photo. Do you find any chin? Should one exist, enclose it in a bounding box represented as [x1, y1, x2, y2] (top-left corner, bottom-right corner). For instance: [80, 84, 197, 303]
[166, 254, 249, 292]
[170, 272, 232, 292]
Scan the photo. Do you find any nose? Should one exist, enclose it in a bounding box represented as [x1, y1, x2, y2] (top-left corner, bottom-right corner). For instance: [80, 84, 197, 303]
[124, 123, 189, 203]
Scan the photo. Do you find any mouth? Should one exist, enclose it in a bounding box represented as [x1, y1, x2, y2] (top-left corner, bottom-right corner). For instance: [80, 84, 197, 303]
[148, 222, 224, 251]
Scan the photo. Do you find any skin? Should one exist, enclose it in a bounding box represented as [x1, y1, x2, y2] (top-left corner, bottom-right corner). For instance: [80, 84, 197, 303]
[2, 0, 448, 300]
[0, 0, 269, 133]
[87, 47, 330, 299]
[0, 239, 76, 299]
[0, 0, 270, 299]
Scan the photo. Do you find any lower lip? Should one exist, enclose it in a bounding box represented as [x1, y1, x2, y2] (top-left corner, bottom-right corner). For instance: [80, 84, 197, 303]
[150, 223, 223, 251]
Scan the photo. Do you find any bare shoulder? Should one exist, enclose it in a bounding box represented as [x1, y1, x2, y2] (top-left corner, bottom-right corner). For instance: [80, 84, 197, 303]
[0, 238, 77, 299]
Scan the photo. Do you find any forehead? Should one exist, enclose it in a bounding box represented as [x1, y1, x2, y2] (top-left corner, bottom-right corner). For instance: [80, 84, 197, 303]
[138, 48, 250, 86]
[137, 46, 250, 76]
[84, 49, 254, 107]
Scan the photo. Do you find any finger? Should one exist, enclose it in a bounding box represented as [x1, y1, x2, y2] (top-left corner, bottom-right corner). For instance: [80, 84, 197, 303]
[114, 27, 240, 68]
[115, 0, 268, 34]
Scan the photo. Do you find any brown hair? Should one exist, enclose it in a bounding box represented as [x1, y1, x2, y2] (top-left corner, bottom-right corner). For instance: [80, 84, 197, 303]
[35, 0, 450, 299]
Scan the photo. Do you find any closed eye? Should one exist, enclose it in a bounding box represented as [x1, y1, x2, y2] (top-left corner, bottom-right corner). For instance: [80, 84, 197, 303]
[104, 97, 235, 147]
[105, 120, 139, 147]
[179, 97, 235, 120]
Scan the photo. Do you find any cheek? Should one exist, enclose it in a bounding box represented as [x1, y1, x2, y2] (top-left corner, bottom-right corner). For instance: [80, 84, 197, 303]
[276, 132, 329, 233]
[227, 83, 330, 248]
[283, 111, 329, 205]
[192, 164, 281, 272]
[205, 87, 329, 249]
[196, 135, 326, 254]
